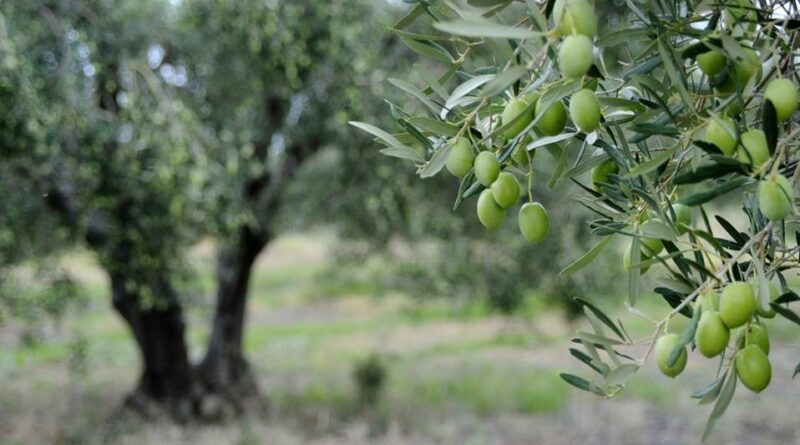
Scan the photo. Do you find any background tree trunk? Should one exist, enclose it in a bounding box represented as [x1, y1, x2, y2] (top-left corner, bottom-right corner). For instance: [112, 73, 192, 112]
[195, 226, 269, 418]
[110, 272, 194, 419]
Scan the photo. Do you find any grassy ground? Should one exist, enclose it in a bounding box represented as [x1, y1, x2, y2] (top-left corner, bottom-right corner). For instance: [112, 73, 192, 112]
[1, 232, 800, 445]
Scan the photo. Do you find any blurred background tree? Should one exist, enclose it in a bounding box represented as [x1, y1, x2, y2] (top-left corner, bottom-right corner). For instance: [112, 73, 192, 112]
[0, 0, 610, 421]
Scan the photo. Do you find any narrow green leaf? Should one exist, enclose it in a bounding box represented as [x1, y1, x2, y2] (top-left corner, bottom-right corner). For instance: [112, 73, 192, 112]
[434, 18, 541, 39]
[480, 66, 529, 97]
[575, 296, 626, 341]
[349, 121, 410, 149]
[762, 99, 778, 155]
[560, 373, 593, 392]
[668, 304, 701, 367]
[678, 177, 751, 206]
[379, 146, 424, 163]
[419, 143, 452, 178]
[560, 236, 614, 277]
[410, 117, 460, 136]
[692, 375, 725, 402]
[772, 304, 800, 326]
[622, 148, 675, 178]
[389, 78, 440, 114]
[606, 364, 640, 387]
[400, 37, 453, 64]
[702, 369, 737, 442]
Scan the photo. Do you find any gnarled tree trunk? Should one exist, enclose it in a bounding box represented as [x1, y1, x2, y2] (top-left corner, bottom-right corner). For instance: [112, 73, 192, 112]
[110, 272, 194, 419]
[195, 225, 269, 418]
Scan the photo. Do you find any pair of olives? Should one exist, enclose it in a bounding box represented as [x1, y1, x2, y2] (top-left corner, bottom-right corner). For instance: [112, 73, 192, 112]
[501, 89, 601, 138]
[554, 0, 597, 80]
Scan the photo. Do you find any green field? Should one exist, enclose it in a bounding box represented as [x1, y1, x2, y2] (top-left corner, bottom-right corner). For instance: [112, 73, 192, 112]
[1, 233, 799, 445]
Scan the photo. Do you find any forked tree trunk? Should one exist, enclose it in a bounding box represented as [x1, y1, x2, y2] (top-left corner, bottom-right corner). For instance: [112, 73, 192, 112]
[195, 226, 269, 418]
[110, 272, 194, 419]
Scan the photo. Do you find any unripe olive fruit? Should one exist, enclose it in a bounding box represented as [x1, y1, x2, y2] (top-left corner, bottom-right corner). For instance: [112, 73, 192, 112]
[491, 172, 521, 208]
[569, 89, 601, 133]
[474, 151, 500, 186]
[714, 48, 760, 95]
[699, 290, 721, 313]
[735, 344, 771, 393]
[737, 129, 769, 167]
[655, 333, 687, 378]
[758, 174, 794, 221]
[739, 323, 770, 355]
[502, 98, 533, 139]
[512, 145, 530, 166]
[763, 78, 799, 121]
[737, 48, 761, 83]
[445, 137, 474, 177]
[703, 117, 737, 156]
[558, 34, 593, 79]
[518, 202, 549, 244]
[477, 189, 505, 230]
[673, 203, 692, 234]
[554, 0, 598, 37]
[697, 49, 726, 77]
[591, 159, 618, 191]
[523, 91, 540, 109]
[719, 282, 756, 328]
[535, 98, 568, 136]
[638, 220, 665, 255]
[695, 311, 730, 357]
[756, 283, 778, 318]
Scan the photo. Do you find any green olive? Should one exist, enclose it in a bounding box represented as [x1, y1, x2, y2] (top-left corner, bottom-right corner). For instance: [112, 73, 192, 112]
[758, 174, 794, 221]
[717, 48, 760, 93]
[639, 220, 665, 256]
[699, 290, 721, 313]
[523, 91, 540, 110]
[591, 159, 618, 191]
[476, 189, 505, 230]
[703, 117, 737, 156]
[697, 49, 726, 77]
[695, 311, 730, 358]
[553, 0, 598, 37]
[491, 172, 521, 208]
[737, 129, 770, 167]
[655, 333, 687, 378]
[673, 203, 692, 234]
[569, 89, 601, 133]
[735, 344, 771, 393]
[474, 151, 500, 186]
[518, 202, 549, 244]
[756, 283, 778, 318]
[445, 137, 474, 177]
[512, 144, 531, 166]
[719, 282, 756, 328]
[738, 323, 770, 355]
[764, 78, 799, 122]
[535, 98, 568, 136]
[558, 34, 593, 79]
[501, 98, 533, 139]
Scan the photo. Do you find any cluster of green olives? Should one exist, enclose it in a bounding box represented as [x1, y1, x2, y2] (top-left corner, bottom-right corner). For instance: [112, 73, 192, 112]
[655, 281, 776, 393]
[445, 137, 549, 243]
[698, 43, 798, 222]
[441, 1, 609, 241]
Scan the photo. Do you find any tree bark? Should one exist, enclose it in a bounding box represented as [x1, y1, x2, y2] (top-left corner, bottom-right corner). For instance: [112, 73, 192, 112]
[195, 226, 269, 418]
[110, 272, 194, 419]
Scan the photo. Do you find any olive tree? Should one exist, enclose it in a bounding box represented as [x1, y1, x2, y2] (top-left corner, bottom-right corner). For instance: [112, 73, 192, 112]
[355, 0, 799, 438]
